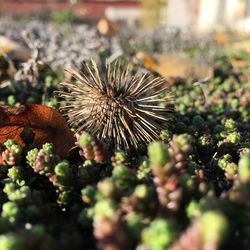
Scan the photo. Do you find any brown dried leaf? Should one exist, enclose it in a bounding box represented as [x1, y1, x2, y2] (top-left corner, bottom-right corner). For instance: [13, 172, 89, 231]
[0, 35, 31, 61]
[137, 52, 213, 80]
[0, 104, 75, 164]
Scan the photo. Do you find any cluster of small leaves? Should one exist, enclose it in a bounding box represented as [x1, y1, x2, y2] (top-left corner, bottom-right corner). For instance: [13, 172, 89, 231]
[1, 122, 249, 250]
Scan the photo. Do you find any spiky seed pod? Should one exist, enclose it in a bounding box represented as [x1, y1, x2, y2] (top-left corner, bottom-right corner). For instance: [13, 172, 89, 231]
[56, 60, 171, 150]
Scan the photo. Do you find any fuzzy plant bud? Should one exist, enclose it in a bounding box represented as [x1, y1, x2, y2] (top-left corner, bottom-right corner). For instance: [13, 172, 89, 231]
[2, 140, 22, 166]
[142, 219, 178, 250]
[239, 148, 250, 157]
[160, 129, 171, 142]
[4, 140, 17, 148]
[126, 212, 145, 242]
[1, 202, 20, 224]
[77, 132, 105, 162]
[218, 154, 233, 170]
[55, 160, 71, 177]
[148, 142, 170, 167]
[3, 183, 31, 202]
[0, 234, 24, 250]
[168, 134, 194, 171]
[97, 178, 116, 199]
[78, 132, 93, 152]
[137, 158, 151, 181]
[201, 211, 228, 248]
[7, 166, 23, 183]
[224, 162, 237, 181]
[26, 148, 39, 167]
[81, 185, 96, 205]
[238, 153, 250, 183]
[57, 191, 71, 206]
[226, 131, 241, 144]
[53, 160, 72, 189]
[93, 211, 130, 250]
[33, 143, 60, 177]
[94, 199, 117, 220]
[186, 200, 200, 219]
[172, 134, 194, 154]
[111, 151, 127, 167]
[224, 118, 236, 132]
[112, 164, 136, 191]
[134, 184, 149, 199]
[198, 135, 211, 147]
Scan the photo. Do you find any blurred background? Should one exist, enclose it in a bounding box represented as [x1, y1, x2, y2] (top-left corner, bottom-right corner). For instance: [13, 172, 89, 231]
[1, 0, 250, 32]
[1, 0, 250, 85]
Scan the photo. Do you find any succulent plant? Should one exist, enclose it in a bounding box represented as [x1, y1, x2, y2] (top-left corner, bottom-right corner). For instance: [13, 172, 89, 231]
[32, 143, 60, 177]
[238, 153, 250, 183]
[1, 202, 20, 224]
[93, 211, 130, 250]
[77, 132, 106, 162]
[141, 219, 178, 250]
[0, 233, 24, 250]
[170, 211, 228, 250]
[2, 140, 22, 166]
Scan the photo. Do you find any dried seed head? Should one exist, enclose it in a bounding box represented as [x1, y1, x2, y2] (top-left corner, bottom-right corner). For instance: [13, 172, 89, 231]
[56, 60, 172, 149]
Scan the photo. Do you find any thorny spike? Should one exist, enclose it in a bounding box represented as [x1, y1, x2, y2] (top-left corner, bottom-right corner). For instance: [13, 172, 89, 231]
[56, 60, 172, 150]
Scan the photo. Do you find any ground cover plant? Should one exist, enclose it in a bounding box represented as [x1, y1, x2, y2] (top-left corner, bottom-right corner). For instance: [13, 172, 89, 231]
[0, 16, 250, 250]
